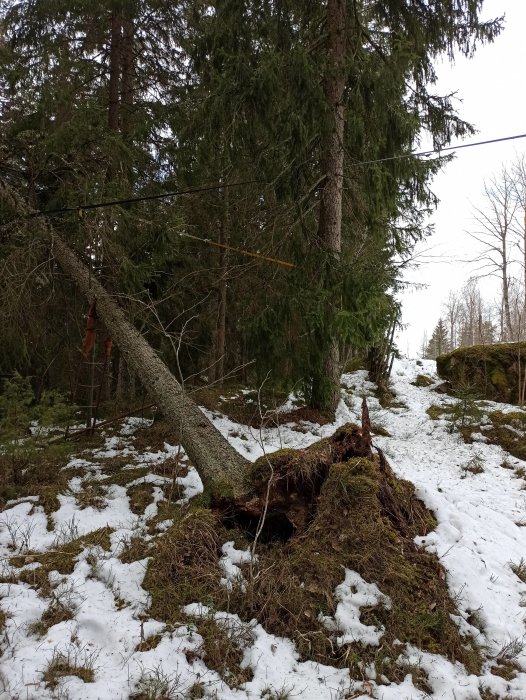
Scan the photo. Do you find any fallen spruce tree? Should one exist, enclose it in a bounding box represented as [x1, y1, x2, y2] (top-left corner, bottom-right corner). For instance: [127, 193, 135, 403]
[0, 169, 486, 684]
[48, 229, 486, 684]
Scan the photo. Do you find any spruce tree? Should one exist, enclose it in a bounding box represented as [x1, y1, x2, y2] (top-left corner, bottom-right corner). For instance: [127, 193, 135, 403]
[426, 319, 451, 359]
[0, 0, 503, 413]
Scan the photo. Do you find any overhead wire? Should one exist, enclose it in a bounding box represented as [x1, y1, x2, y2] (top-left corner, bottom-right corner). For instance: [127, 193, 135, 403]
[6, 130, 526, 221]
[358, 131, 526, 166]
[5, 129, 526, 270]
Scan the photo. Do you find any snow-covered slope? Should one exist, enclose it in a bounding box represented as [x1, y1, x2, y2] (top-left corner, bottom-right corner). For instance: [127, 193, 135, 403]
[0, 359, 525, 699]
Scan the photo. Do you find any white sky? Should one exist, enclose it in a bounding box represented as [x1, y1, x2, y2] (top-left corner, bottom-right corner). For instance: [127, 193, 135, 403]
[398, 0, 526, 356]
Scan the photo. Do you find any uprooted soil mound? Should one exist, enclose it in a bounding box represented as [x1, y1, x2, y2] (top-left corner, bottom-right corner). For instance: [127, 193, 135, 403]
[144, 424, 482, 688]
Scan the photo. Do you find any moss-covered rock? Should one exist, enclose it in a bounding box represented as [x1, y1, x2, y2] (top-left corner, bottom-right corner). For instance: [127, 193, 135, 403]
[436, 343, 526, 404]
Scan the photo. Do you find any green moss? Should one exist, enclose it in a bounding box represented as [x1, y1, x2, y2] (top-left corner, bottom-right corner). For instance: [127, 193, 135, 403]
[490, 368, 508, 388]
[437, 343, 526, 403]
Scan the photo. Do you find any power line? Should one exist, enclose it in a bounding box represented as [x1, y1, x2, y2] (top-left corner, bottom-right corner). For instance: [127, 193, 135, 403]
[6, 131, 526, 222]
[28, 179, 261, 219]
[358, 132, 526, 166]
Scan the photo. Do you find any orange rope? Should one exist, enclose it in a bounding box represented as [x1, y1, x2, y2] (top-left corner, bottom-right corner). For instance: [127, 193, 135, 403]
[180, 232, 296, 269]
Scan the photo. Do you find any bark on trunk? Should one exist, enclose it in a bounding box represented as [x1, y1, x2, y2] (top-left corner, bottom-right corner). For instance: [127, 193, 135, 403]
[108, 12, 122, 133]
[120, 15, 135, 138]
[51, 232, 249, 498]
[502, 255, 513, 341]
[215, 185, 229, 385]
[312, 0, 347, 417]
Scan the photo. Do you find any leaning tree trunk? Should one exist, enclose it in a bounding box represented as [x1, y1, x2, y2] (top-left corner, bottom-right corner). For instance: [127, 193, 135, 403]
[51, 232, 249, 499]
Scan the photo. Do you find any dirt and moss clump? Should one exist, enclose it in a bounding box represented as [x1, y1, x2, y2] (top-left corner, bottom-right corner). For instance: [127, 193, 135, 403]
[413, 374, 435, 388]
[143, 424, 482, 684]
[437, 342, 526, 404]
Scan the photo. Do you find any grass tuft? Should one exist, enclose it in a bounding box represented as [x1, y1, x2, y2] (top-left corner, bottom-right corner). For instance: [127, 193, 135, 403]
[509, 558, 526, 583]
[43, 644, 97, 689]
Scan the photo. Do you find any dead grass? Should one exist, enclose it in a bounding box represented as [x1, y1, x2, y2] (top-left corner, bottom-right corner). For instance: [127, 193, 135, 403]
[426, 405, 448, 420]
[192, 616, 254, 687]
[128, 483, 155, 515]
[490, 660, 521, 681]
[192, 385, 290, 428]
[131, 419, 178, 452]
[15, 528, 112, 596]
[30, 601, 74, 636]
[0, 442, 81, 526]
[76, 481, 107, 510]
[412, 374, 435, 388]
[510, 558, 526, 583]
[100, 467, 150, 487]
[144, 509, 225, 620]
[135, 632, 163, 652]
[120, 534, 152, 564]
[43, 646, 96, 689]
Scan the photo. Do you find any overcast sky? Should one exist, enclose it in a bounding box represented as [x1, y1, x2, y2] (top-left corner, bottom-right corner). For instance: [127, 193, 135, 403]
[397, 0, 526, 356]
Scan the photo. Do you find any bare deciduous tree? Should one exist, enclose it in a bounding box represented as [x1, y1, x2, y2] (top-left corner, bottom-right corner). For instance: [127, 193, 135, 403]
[468, 166, 520, 341]
[442, 290, 462, 350]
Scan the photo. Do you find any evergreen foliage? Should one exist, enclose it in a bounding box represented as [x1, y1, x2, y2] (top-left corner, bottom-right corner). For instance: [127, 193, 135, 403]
[0, 0, 503, 407]
[425, 319, 451, 359]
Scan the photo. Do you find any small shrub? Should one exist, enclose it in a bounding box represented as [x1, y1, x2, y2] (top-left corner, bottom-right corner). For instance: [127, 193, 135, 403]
[462, 454, 485, 476]
[0, 373, 34, 439]
[448, 385, 483, 433]
[509, 558, 526, 583]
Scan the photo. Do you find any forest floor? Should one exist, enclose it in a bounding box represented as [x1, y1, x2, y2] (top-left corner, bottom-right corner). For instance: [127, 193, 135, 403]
[1, 359, 526, 699]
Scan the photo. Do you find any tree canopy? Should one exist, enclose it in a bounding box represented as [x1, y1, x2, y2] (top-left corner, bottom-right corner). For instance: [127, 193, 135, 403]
[0, 0, 502, 413]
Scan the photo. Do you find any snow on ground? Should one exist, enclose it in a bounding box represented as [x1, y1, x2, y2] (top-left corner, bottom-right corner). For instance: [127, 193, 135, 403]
[1, 362, 526, 698]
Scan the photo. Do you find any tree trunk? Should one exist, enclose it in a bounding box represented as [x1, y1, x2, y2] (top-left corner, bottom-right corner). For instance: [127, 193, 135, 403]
[215, 185, 229, 385]
[108, 12, 122, 133]
[502, 257, 513, 341]
[312, 0, 346, 417]
[120, 15, 135, 138]
[51, 232, 249, 498]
